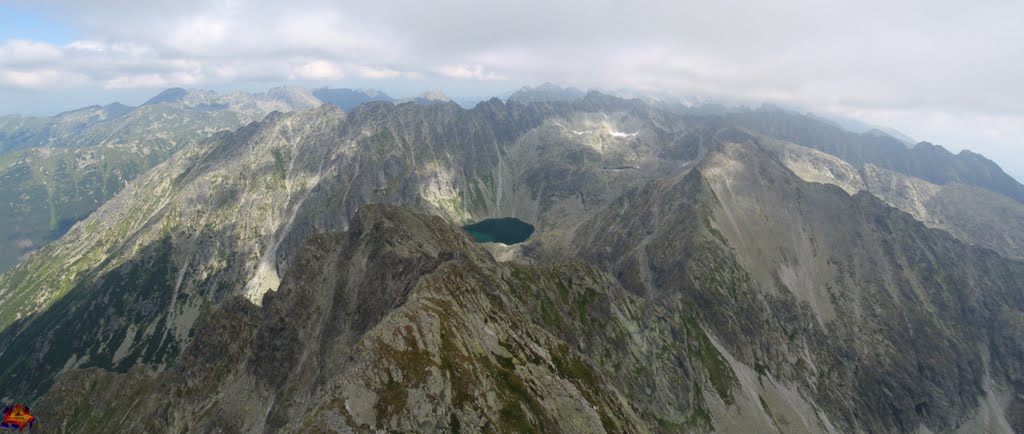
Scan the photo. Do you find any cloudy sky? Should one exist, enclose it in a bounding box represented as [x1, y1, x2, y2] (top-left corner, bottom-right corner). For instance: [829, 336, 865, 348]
[1, 0, 1022, 179]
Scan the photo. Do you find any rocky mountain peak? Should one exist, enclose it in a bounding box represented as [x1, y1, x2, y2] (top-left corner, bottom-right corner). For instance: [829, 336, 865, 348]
[509, 83, 586, 103]
[262, 86, 323, 110]
[419, 89, 451, 102]
[143, 87, 188, 105]
[312, 87, 395, 111]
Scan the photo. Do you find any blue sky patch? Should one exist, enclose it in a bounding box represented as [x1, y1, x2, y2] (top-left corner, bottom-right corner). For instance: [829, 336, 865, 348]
[0, 5, 75, 45]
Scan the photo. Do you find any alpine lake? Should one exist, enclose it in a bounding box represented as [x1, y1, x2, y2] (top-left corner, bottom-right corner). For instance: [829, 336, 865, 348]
[463, 217, 535, 245]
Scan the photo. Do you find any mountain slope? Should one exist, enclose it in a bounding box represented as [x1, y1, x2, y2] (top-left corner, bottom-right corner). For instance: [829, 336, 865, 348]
[0, 103, 132, 154]
[574, 135, 1024, 432]
[0, 105, 250, 273]
[0, 95, 707, 402]
[510, 83, 587, 103]
[143, 86, 322, 115]
[36, 205, 733, 433]
[2, 94, 1022, 432]
[34, 139, 1024, 432]
[312, 87, 394, 111]
[764, 139, 1024, 260]
[727, 106, 1024, 203]
[0, 88, 321, 273]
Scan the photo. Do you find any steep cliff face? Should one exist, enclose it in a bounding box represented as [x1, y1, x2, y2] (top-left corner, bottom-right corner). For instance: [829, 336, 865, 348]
[36, 205, 737, 433]
[861, 164, 1024, 261]
[574, 136, 1024, 432]
[766, 139, 1024, 260]
[0, 107, 355, 401]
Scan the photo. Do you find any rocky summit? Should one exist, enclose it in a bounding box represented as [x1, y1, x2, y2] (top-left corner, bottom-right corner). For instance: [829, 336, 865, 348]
[1, 90, 1023, 433]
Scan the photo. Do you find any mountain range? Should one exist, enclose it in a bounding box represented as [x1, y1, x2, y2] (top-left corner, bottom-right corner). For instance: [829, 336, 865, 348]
[0, 86, 322, 273]
[0, 86, 1022, 432]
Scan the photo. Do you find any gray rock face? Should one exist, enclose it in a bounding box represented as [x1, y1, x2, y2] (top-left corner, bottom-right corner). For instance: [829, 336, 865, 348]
[0, 94, 702, 402]
[727, 106, 1024, 204]
[862, 164, 1024, 261]
[0, 87, 322, 274]
[766, 139, 1024, 260]
[3, 93, 1024, 433]
[574, 137, 1024, 432]
[509, 83, 587, 104]
[35, 205, 717, 433]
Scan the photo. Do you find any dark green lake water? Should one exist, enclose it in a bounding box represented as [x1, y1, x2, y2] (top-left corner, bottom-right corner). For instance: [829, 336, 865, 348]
[463, 217, 535, 245]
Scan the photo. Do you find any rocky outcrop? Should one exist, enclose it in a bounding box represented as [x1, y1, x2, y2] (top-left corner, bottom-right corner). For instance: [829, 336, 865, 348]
[727, 106, 1024, 204]
[862, 164, 1024, 261]
[766, 139, 1024, 260]
[35, 205, 734, 433]
[509, 83, 587, 104]
[574, 136, 1024, 432]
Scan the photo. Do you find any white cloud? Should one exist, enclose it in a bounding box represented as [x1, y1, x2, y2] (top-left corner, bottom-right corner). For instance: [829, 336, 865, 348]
[0, 68, 88, 89]
[66, 40, 106, 52]
[435, 64, 507, 81]
[272, 9, 388, 58]
[0, 40, 63, 66]
[0, 69, 61, 88]
[211, 65, 240, 80]
[168, 16, 230, 54]
[2, 0, 1023, 177]
[290, 60, 345, 80]
[103, 73, 171, 89]
[352, 65, 421, 80]
[103, 71, 200, 89]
